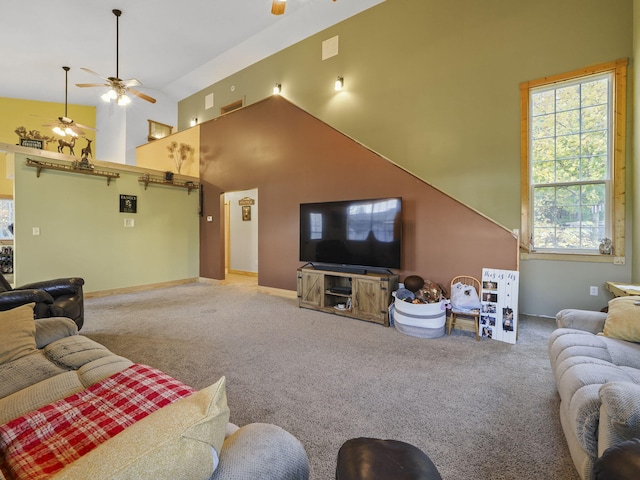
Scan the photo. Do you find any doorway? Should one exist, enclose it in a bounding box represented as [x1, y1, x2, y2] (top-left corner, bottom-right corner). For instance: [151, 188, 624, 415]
[223, 189, 258, 285]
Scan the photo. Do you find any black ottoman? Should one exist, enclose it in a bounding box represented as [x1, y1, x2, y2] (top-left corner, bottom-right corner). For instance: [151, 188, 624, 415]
[593, 438, 640, 480]
[336, 437, 443, 480]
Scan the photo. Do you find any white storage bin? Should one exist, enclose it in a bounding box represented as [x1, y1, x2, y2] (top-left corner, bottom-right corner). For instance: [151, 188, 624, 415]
[393, 296, 446, 338]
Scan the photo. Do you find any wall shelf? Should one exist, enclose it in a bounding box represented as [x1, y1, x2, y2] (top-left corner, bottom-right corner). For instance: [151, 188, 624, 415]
[26, 158, 120, 186]
[138, 175, 200, 194]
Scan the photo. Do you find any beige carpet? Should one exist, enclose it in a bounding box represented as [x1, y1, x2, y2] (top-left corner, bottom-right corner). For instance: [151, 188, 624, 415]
[82, 281, 580, 480]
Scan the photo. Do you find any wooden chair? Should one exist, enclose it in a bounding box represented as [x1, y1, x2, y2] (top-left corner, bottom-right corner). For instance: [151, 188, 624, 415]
[447, 275, 481, 341]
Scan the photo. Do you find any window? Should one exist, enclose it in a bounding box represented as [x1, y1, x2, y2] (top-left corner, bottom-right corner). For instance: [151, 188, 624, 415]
[0, 198, 14, 240]
[520, 59, 627, 256]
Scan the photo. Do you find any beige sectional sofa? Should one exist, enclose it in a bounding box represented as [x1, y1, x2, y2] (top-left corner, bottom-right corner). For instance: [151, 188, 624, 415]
[0, 307, 309, 480]
[549, 297, 640, 480]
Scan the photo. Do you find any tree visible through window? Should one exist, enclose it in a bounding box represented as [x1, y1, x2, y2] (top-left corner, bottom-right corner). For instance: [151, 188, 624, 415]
[520, 60, 627, 256]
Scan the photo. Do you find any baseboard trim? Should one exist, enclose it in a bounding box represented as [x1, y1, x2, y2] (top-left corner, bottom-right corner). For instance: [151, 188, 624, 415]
[85, 278, 199, 298]
[258, 285, 297, 299]
[228, 270, 258, 277]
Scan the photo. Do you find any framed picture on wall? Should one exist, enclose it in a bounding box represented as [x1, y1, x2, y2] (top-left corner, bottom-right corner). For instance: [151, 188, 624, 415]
[242, 205, 251, 221]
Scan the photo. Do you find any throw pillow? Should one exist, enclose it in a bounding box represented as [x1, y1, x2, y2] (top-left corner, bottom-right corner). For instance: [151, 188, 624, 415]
[602, 296, 640, 343]
[0, 303, 36, 365]
[51, 376, 230, 480]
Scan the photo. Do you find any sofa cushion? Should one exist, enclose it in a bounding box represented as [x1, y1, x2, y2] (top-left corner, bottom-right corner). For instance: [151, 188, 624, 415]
[0, 351, 68, 400]
[603, 296, 640, 343]
[76, 355, 134, 388]
[0, 371, 85, 425]
[0, 355, 134, 427]
[34, 317, 78, 349]
[44, 335, 115, 369]
[0, 303, 36, 365]
[50, 376, 230, 480]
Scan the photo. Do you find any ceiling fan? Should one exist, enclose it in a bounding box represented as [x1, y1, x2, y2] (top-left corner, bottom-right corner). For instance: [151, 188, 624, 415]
[271, 0, 337, 16]
[76, 9, 156, 105]
[39, 66, 96, 138]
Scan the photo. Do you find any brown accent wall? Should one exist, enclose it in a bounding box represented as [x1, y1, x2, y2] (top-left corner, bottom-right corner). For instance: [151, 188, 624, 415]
[199, 96, 517, 291]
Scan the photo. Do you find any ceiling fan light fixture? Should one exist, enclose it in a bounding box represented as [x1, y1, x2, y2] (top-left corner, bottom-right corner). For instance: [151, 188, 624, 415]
[52, 126, 66, 137]
[78, 9, 156, 106]
[117, 94, 131, 106]
[65, 127, 78, 137]
[101, 89, 115, 102]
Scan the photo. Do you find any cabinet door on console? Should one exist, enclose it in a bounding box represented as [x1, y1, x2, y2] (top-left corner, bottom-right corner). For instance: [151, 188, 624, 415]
[298, 270, 323, 308]
[353, 278, 387, 324]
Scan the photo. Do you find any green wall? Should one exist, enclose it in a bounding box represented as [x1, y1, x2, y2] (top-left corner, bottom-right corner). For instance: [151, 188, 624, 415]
[12, 152, 199, 293]
[179, 0, 634, 316]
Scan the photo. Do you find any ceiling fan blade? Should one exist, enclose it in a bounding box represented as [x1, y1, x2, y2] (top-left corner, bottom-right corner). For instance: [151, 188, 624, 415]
[271, 0, 286, 15]
[80, 67, 111, 81]
[127, 88, 156, 104]
[74, 122, 97, 132]
[121, 78, 142, 88]
[75, 83, 109, 88]
[68, 125, 86, 136]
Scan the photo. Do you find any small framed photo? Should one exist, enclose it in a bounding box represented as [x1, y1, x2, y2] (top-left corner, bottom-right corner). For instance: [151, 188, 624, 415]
[119, 194, 137, 213]
[242, 205, 251, 221]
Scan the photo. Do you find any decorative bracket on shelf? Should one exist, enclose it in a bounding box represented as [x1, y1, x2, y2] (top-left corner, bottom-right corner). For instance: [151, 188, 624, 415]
[138, 175, 199, 194]
[26, 158, 120, 186]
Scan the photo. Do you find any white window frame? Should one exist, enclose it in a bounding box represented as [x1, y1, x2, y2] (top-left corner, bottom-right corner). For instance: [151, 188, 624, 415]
[520, 59, 627, 258]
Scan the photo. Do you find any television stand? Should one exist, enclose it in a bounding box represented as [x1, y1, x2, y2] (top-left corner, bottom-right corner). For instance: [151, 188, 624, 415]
[297, 265, 399, 326]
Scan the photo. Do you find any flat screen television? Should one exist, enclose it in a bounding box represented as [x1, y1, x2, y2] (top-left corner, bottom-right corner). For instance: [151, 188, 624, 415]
[299, 197, 402, 271]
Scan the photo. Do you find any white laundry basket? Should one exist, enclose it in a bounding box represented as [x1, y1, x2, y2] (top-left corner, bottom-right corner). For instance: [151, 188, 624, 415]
[393, 296, 446, 338]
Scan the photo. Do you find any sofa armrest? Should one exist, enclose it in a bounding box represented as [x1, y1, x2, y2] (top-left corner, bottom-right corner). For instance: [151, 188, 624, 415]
[34, 317, 78, 348]
[211, 423, 309, 480]
[598, 382, 640, 456]
[594, 438, 640, 480]
[17, 277, 84, 298]
[556, 308, 608, 334]
[0, 289, 54, 311]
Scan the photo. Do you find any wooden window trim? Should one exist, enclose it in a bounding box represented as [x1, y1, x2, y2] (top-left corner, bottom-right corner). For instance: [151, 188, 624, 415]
[519, 59, 628, 258]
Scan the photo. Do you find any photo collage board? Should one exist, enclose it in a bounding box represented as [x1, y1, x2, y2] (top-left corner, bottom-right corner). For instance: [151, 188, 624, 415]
[480, 268, 519, 344]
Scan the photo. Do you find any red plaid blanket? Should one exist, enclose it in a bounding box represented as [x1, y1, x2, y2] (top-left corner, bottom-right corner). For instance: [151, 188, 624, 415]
[0, 364, 195, 480]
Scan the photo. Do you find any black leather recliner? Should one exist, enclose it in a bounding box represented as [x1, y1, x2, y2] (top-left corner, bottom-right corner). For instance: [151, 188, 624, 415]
[0, 274, 85, 330]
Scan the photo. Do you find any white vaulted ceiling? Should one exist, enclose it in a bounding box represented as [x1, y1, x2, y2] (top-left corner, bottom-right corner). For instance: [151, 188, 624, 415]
[2, 0, 384, 106]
